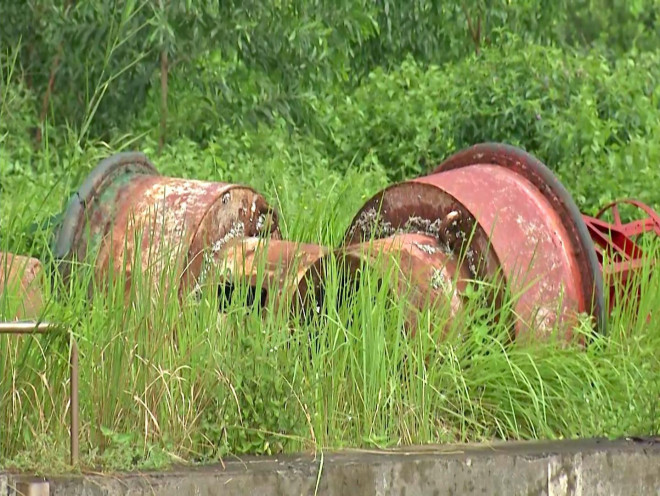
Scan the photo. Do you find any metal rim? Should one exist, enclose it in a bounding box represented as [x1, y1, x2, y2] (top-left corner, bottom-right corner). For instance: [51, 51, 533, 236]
[53, 152, 160, 275]
[341, 181, 505, 283]
[340, 181, 511, 333]
[432, 142, 606, 334]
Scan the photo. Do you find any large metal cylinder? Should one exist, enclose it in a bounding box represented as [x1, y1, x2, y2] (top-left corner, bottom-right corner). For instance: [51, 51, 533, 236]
[337, 233, 471, 336]
[54, 152, 280, 299]
[211, 237, 452, 329]
[343, 143, 605, 341]
[211, 237, 333, 317]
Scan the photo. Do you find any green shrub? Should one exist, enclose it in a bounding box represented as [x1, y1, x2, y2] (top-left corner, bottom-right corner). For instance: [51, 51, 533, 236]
[0, 52, 39, 169]
[318, 38, 660, 212]
[6, 0, 659, 146]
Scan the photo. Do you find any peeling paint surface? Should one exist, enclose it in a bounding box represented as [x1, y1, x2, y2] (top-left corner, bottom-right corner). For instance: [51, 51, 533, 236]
[212, 238, 330, 316]
[429, 142, 605, 338]
[339, 233, 472, 336]
[343, 144, 603, 342]
[343, 181, 506, 329]
[58, 155, 280, 302]
[416, 165, 582, 338]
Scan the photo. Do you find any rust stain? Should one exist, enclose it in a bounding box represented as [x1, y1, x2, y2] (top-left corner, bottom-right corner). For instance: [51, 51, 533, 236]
[415, 166, 582, 340]
[0, 252, 45, 320]
[430, 142, 605, 339]
[207, 234, 469, 332]
[342, 143, 612, 343]
[342, 180, 507, 334]
[338, 233, 473, 336]
[55, 153, 281, 303]
[54, 146, 653, 343]
[205, 237, 330, 317]
[97, 177, 280, 300]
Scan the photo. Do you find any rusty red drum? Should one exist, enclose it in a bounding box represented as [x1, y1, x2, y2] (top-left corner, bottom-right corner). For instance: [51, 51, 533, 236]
[431, 143, 604, 337]
[344, 143, 605, 341]
[211, 236, 460, 330]
[54, 152, 281, 300]
[210, 237, 332, 317]
[0, 252, 46, 320]
[337, 233, 472, 336]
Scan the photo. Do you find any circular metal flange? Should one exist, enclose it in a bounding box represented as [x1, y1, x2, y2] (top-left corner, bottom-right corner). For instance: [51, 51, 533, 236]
[342, 181, 504, 284]
[341, 180, 510, 336]
[53, 152, 160, 281]
[432, 142, 606, 333]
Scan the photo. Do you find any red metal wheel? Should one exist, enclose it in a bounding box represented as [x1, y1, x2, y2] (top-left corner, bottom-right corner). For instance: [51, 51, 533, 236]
[594, 199, 660, 239]
[344, 143, 606, 341]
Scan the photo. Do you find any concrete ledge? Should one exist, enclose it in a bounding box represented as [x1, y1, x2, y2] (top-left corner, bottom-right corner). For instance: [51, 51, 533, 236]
[3, 437, 660, 495]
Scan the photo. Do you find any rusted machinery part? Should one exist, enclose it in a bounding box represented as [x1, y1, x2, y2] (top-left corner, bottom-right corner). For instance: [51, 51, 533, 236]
[209, 235, 463, 330]
[593, 199, 660, 239]
[583, 199, 660, 317]
[53, 152, 281, 299]
[430, 143, 606, 335]
[587, 198, 660, 269]
[343, 179, 507, 329]
[336, 233, 473, 336]
[54, 152, 160, 280]
[0, 252, 46, 320]
[210, 237, 333, 316]
[344, 143, 604, 340]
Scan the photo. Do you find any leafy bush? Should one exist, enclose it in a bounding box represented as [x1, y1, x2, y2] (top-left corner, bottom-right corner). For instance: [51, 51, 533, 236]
[0, 51, 39, 168]
[317, 37, 660, 212]
[4, 0, 659, 146]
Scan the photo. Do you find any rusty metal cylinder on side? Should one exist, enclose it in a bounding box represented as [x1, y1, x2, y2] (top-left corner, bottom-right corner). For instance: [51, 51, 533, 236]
[209, 237, 332, 317]
[203, 234, 471, 332]
[343, 143, 605, 342]
[53, 152, 281, 300]
[0, 252, 46, 320]
[337, 233, 472, 336]
[429, 143, 604, 338]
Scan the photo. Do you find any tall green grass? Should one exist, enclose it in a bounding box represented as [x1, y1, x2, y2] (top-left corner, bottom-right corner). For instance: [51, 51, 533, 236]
[1, 155, 659, 472]
[1, 29, 659, 475]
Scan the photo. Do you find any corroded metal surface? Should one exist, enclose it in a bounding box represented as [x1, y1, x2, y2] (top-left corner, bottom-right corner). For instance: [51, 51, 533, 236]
[0, 253, 45, 320]
[344, 143, 605, 341]
[54, 152, 281, 300]
[343, 179, 507, 332]
[208, 237, 332, 316]
[338, 233, 472, 335]
[54, 152, 160, 281]
[210, 234, 469, 331]
[50, 146, 652, 337]
[418, 167, 587, 339]
[431, 143, 605, 336]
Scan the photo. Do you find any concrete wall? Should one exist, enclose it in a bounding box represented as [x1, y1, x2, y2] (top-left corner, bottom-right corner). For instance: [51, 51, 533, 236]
[3, 438, 660, 495]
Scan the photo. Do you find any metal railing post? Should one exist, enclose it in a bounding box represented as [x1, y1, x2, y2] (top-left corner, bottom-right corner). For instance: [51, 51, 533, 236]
[0, 321, 79, 466]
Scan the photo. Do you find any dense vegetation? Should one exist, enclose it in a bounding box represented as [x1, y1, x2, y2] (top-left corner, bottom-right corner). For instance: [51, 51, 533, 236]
[1, 0, 659, 473]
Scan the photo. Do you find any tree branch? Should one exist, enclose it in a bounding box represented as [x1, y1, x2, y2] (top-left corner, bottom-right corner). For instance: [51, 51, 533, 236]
[36, 42, 63, 145]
